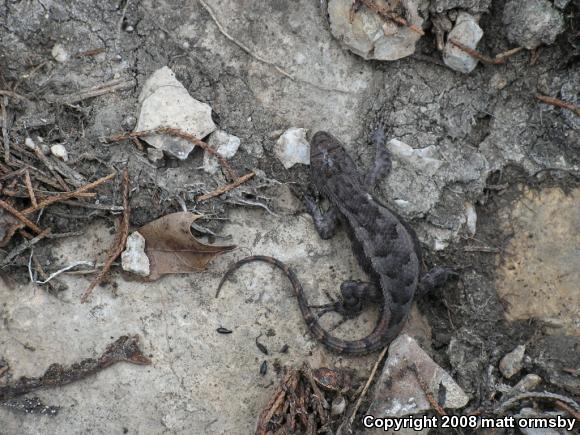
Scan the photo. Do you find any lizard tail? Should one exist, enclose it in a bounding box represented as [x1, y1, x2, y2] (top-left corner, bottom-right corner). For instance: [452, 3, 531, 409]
[215, 255, 407, 355]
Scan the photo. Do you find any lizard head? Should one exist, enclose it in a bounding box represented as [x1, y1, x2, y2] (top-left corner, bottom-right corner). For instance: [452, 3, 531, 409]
[310, 131, 347, 178]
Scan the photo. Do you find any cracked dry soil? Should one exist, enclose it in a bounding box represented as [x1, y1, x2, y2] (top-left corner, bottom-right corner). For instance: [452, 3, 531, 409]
[0, 1, 579, 434]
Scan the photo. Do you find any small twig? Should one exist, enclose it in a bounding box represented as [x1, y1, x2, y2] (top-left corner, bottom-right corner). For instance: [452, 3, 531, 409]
[81, 168, 130, 303]
[411, 363, 447, 416]
[31, 255, 63, 293]
[33, 147, 70, 191]
[21, 172, 116, 215]
[0, 90, 31, 102]
[495, 392, 580, 415]
[0, 199, 44, 234]
[449, 39, 504, 65]
[562, 368, 579, 377]
[196, 171, 255, 202]
[198, 0, 295, 80]
[0, 335, 150, 402]
[23, 170, 37, 207]
[357, 0, 425, 36]
[536, 95, 580, 117]
[463, 245, 500, 253]
[494, 46, 524, 60]
[35, 260, 95, 284]
[0, 228, 51, 268]
[554, 400, 580, 422]
[1, 96, 9, 163]
[46, 79, 136, 104]
[304, 367, 329, 423]
[530, 47, 540, 66]
[105, 127, 238, 180]
[76, 48, 106, 57]
[338, 345, 389, 434]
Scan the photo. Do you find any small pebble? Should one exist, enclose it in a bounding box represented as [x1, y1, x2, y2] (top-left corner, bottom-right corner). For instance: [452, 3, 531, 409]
[50, 144, 68, 161]
[499, 344, 526, 379]
[121, 115, 137, 131]
[331, 395, 346, 416]
[508, 374, 542, 396]
[125, 25, 134, 33]
[51, 43, 69, 63]
[24, 137, 36, 150]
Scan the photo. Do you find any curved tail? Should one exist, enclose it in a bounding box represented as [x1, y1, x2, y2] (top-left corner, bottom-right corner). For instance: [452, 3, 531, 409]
[216, 255, 407, 355]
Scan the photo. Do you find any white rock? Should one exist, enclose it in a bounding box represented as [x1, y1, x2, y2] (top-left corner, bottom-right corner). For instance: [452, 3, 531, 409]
[328, 0, 424, 61]
[203, 130, 241, 174]
[499, 344, 526, 379]
[368, 334, 469, 417]
[121, 232, 150, 277]
[135, 66, 216, 160]
[24, 137, 36, 150]
[274, 128, 310, 169]
[443, 12, 483, 74]
[50, 144, 68, 161]
[387, 139, 442, 175]
[51, 43, 69, 63]
[464, 202, 477, 235]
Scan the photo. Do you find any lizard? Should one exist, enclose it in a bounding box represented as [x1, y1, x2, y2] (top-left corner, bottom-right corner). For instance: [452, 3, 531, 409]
[216, 128, 454, 354]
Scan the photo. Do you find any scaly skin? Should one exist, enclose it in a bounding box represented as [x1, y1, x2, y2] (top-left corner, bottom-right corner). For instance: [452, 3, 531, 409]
[217, 130, 453, 354]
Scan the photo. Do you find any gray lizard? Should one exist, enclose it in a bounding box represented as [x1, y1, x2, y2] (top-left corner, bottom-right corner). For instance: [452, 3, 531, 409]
[217, 129, 454, 354]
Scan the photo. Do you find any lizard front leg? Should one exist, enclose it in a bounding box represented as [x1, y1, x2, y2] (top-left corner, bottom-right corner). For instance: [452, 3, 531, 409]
[304, 194, 339, 240]
[417, 266, 457, 298]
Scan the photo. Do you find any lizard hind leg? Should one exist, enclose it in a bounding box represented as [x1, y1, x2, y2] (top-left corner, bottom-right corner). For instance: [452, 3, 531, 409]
[340, 280, 382, 315]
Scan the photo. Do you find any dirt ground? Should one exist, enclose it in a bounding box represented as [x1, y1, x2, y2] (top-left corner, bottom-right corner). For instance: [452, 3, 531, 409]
[0, 1, 579, 434]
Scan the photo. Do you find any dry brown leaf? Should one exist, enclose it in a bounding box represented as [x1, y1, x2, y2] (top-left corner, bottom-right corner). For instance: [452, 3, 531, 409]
[137, 212, 235, 281]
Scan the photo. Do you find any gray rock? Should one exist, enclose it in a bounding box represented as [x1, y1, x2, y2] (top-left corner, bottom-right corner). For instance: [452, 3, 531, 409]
[203, 130, 241, 174]
[135, 66, 216, 160]
[387, 139, 443, 175]
[328, 0, 424, 61]
[121, 115, 137, 131]
[147, 147, 165, 166]
[121, 231, 150, 277]
[506, 374, 542, 397]
[503, 0, 565, 50]
[430, 0, 491, 14]
[368, 334, 469, 417]
[499, 344, 526, 379]
[274, 127, 310, 169]
[443, 12, 483, 74]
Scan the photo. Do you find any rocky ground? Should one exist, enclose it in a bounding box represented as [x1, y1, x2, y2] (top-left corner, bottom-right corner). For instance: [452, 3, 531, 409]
[0, 0, 578, 434]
